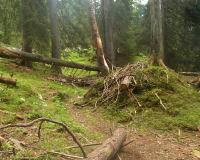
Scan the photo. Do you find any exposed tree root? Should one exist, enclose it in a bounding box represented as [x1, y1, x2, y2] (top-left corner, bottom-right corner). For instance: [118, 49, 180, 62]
[147, 56, 168, 70]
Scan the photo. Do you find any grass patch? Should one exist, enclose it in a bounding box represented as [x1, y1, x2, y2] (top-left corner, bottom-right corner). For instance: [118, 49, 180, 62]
[0, 58, 99, 159]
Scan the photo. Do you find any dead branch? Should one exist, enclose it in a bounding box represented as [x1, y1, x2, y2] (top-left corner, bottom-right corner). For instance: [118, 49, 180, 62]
[9, 138, 26, 151]
[45, 151, 84, 159]
[0, 109, 24, 120]
[19, 146, 86, 159]
[122, 139, 134, 148]
[0, 118, 87, 158]
[117, 153, 122, 160]
[0, 136, 7, 144]
[16, 151, 84, 160]
[179, 72, 200, 76]
[0, 75, 17, 86]
[38, 121, 44, 139]
[128, 89, 141, 107]
[155, 93, 167, 110]
[164, 71, 169, 84]
[84, 61, 146, 108]
[66, 143, 102, 149]
[0, 150, 13, 154]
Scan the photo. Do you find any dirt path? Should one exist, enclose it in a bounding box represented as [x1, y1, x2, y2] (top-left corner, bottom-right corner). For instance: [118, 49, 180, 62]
[67, 106, 200, 160]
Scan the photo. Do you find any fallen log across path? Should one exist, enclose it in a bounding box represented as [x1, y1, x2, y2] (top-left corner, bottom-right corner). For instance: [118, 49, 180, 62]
[84, 128, 127, 160]
[0, 46, 100, 72]
[0, 75, 17, 86]
[120, 76, 133, 90]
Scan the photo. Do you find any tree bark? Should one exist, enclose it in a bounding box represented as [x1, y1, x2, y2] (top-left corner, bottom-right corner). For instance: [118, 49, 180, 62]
[0, 46, 100, 72]
[86, 0, 110, 75]
[0, 75, 17, 86]
[103, 0, 115, 67]
[120, 76, 133, 90]
[149, 0, 167, 69]
[179, 72, 200, 76]
[20, 0, 33, 68]
[48, 0, 62, 73]
[84, 128, 127, 160]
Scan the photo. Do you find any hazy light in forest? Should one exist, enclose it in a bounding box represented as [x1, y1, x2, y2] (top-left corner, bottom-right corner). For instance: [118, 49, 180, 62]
[141, 0, 148, 4]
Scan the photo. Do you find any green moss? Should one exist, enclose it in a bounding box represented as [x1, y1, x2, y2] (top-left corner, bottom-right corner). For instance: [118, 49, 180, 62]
[93, 66, 200, 131]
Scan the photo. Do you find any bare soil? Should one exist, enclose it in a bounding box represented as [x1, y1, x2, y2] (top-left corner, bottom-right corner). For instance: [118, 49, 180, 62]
[67, 105, 200, 160]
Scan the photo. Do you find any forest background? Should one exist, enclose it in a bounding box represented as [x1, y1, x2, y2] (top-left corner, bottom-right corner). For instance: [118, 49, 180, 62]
[1, 0, 200, 72]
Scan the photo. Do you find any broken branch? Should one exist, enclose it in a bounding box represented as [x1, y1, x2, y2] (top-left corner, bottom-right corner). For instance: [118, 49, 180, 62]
[0, 109, 24, 120]
[0, 75, 17, 86]
[155, 93, 167, 110]
[0, 118, 87, 158]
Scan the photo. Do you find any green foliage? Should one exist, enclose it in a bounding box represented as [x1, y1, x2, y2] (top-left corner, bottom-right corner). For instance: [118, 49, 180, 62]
[1, 0, 200, 72]
[113, 0, 136, 56]
[161, 0, 200, 71]
[0, 0, 21, 46]
[133, 54, 148, 63]
[58, 0, 91, 49]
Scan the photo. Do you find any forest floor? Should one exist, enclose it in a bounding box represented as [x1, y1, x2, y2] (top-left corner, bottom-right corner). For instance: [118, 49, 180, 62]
[0, 55, 200, 160]
[68, 105, 200, 160]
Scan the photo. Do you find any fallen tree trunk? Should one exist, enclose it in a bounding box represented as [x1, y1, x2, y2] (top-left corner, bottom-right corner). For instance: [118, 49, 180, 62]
[179, 72, 200, 76]
[84, 128, 127, 160]
[0, 75, 17, 86]
[0, 46, 100, 72]
[120, 76, 133, 90]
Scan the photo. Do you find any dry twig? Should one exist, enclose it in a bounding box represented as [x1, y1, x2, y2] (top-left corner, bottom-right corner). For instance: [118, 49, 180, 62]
[84, 61, 147, 110]
[122, 140, 134, 148]
[155, 93, 167, 110]
[0, 109, 24, 120]
[66, 143, 102, 149]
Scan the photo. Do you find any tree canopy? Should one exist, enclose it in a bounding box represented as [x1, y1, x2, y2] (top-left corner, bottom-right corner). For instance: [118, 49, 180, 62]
[0, 0, 200, 72]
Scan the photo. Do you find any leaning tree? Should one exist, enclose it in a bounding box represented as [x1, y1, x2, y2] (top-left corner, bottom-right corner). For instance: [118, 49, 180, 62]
[86, 0, 110, 75]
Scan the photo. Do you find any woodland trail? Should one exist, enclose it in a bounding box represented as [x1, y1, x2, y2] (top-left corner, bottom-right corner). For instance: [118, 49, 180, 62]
[67, 105, 200, 160]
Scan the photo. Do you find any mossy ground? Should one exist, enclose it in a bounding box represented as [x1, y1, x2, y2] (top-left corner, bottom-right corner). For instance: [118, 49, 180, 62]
[92, 66, 200, 131]
[0, 57, 99, 159]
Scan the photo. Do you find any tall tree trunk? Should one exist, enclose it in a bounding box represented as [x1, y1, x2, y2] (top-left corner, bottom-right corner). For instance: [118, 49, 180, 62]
[48, 0, 62, 74]
[86, 0, 110, 75]
[163, 0, 169, 66]
[103, 0, 115, 68]
[20, 0, 33, 68]
[149, 0, 167, 69]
